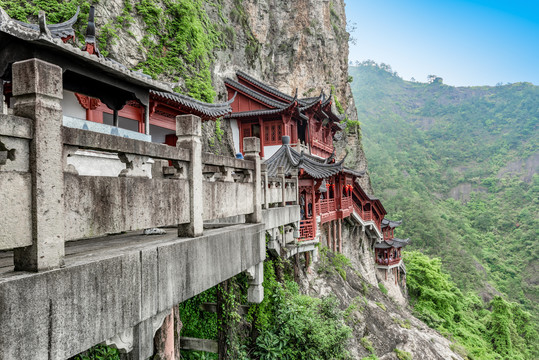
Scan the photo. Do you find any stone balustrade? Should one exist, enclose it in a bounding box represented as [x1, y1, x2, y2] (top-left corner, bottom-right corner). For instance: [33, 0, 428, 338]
[0, 58, 262, 271]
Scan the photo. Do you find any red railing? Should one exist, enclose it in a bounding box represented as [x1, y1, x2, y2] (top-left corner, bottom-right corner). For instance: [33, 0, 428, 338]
[375, 258, 401, 266]
[341, 196, 352, 210]
[353, 201, 362, 218]
[299, 219, 315, 241]
[319, 198, 336, 214]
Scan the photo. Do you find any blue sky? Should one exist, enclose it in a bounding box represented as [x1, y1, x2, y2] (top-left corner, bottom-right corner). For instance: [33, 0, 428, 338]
[345, 0, 539, 86]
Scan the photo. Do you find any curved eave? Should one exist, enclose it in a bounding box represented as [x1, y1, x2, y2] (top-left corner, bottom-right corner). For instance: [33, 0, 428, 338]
[225, 97, 297, 119]
[0, 21, 172, 92]
[236, 70, 294, 103]
[382, 219, 403, 229]
[375, 238, 410, 249]
[299, 95, 323, 112]
[9, 6, 79, 39]
[225, 78, 290, 109]
[151, 90, 232, 120]
[265, 144, 345, 179]
[343, 168, 366, 178]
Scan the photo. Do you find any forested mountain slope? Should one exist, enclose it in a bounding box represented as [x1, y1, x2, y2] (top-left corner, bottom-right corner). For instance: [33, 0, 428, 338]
[350, 62, 538, 319]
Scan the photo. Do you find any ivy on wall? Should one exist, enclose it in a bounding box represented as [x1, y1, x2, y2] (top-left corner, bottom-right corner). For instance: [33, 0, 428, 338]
[0, 0, 221, 102]
[133, 0, 221, 102]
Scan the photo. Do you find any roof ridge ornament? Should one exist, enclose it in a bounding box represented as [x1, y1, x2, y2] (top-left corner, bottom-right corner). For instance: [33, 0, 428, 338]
[38, 11, 52, 40]
[82, 6, 100, 56]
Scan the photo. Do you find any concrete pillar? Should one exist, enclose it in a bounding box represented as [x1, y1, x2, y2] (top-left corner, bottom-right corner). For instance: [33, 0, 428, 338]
[243, 137, 261, 223]
[261, 163, 268, 209]
[291, 169, 299, 205]
[176, 115, 203, 237]
[153, 308, 175, 360]
[144, 104, 150, 135]
[12, 58, 64, 271]
[246, 262, 264, 303]
[278, 165, 286, 207]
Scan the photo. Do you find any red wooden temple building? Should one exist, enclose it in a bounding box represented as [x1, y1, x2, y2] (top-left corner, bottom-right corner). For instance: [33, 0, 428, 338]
[224, 71, 343, 159]
[264, 136, 389, 255]
[375, 219, 409, 282]
[1, 6, 234, 146]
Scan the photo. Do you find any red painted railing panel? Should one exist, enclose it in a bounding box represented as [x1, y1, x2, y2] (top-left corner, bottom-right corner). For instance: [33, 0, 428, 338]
[375, 258, 401, 266]
[299, 219, 315, 241]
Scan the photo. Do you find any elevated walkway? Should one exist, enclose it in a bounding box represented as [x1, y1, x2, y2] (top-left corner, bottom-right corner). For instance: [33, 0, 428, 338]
[0, 223, 265, 359]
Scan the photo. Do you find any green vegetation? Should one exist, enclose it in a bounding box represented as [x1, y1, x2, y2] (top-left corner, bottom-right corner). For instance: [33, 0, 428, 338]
[0, 0, 221, 102]
[405, 251, 538, 359]
[350, 61, 538, 352]
[250, 259, 352, 360]
[72, 345, 120, 360]
[378, 282, 388, 295]
[394, 348, 412, 360]
[361, 336, 375, 352]
[133, 0, 221, 101]
[318, 247, 351, 280]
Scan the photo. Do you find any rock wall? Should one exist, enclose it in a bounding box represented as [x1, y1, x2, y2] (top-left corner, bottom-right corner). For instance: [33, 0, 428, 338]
[299, 266, 464, 360]
[52, 1, 451, 357]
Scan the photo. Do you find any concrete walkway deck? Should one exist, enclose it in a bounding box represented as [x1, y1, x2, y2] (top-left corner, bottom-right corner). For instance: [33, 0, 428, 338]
[0, 223, 265, 360]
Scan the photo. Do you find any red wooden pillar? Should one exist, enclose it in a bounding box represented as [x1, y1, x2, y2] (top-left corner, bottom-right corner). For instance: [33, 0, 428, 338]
[258, 117, 265, 158]
[311, 181, 317, 237]
[332, 221, 337, 252]
[338, 218, 342, 253]
[327, 222, 331, 248]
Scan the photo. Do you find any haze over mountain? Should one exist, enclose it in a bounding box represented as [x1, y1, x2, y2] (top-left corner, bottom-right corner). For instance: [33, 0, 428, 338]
[351, 60, 538, 321]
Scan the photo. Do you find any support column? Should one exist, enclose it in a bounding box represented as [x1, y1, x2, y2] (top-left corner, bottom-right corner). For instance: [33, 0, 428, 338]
[333, 221, 337, 252]
[144, 104, 150, 135]
[261, 163, 268, 209]
[338, 218, 342, 253]
[327, 222, 331, 248]
[12, 58, 64, 271]
[153, 308, 175, 360]
[217, 280, 229, 360]
[246, 262, 264, 303]
[244, 137, 261, 223]
[176, 115, 203, 237]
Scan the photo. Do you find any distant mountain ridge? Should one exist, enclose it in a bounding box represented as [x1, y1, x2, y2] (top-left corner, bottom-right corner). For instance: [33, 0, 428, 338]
[350, 61, 538, 318]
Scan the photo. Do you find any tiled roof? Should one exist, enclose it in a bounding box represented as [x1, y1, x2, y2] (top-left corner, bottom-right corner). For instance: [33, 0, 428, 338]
[265, 140, 347, 179]
[224, 78, 289, 109]
[381, 219, 402, 229]
[236, 70, 296, 103]
[0, 7, 172, 92]
[224, 96, 296, 119]
[10, 7, 79, 39]
[151, 90, 234, 120]
[0, 6, 235, 117]
[344, 168, 366, 177]
[374, 238, 410, 249]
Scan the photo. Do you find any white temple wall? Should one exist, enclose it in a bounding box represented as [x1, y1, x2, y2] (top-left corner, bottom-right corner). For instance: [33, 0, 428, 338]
[263, 145, 280, 160]
[230, 119, 240, 154]
[61, 90, 86, 120]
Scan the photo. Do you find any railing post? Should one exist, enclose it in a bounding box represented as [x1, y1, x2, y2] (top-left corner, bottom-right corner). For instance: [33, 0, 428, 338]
[176, 114, 203, 237]
[278, 165, 286, 207]
[261, 163, 268, 209]
[12, 58, 64, 271]
[244, 137, 261, 223]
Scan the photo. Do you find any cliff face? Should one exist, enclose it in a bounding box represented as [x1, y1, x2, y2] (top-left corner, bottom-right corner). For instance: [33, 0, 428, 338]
[91, 0, 370, 177]
[1, 1, 456, 357]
